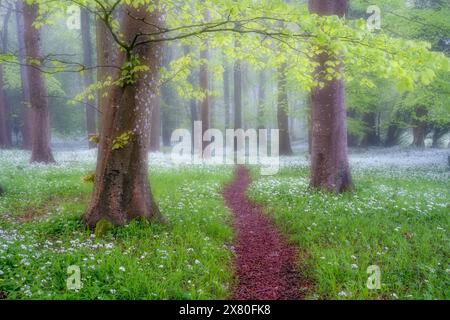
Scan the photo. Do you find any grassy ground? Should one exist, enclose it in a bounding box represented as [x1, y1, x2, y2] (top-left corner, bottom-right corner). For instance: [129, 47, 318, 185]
[0, 151, 234, 299]
[1, 149, 449, 300]
[249, 163, 450, 300]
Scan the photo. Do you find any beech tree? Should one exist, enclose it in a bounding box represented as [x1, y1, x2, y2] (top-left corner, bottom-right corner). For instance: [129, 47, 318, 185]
[84, 3, 165, 227]
[15, 0, 32, 149]
[0, 2, 12, 149]
[308, 0, 352, 192]
[23, 2, 55, 163]
[80, 8, 97, 149]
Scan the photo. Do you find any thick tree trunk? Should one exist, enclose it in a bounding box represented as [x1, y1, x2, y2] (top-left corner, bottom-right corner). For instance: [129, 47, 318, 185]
[15, 0, 32, 150]
[411, 107, 428, 148]
[80, 9, 97, 149]
[84, 6, 164, 228]
[277, 63, 293, 155]
[96, 13, 117, 131]
[23, 2, 55, 163]
[360, 111, 380, 147]
[309, 0, 352, 192]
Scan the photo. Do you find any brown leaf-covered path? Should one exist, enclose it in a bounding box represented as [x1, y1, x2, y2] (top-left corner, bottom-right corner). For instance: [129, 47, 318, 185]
[223, 166, 308, 300]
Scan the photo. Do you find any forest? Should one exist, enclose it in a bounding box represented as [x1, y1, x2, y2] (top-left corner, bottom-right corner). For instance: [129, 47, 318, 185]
[0, 0, 449, 302]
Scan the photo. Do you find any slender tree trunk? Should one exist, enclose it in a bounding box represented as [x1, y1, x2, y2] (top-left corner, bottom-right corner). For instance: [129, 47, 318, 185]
[200, 37, 210, 153]
[411, 107, 428, 148]
[184, 46, 198, 151]
[234, 33, 242, 130]
[0, 5, 12, 149]
[23, 2, 55, 163]
[223, 61, 231, 128]
[277, 63, 293, 155]
[80, 8, 97, 149]
[161, 45, 176, 147]
[149, 94, 161, 152]
[309, 0, 352, 192]
[84, 6, 164, 228]
[15, 0, 32, 149]
[257, 69, 266, 129]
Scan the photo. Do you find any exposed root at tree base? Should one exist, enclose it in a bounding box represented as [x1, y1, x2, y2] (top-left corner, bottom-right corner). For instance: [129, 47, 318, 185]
[223, 166, 310, 300]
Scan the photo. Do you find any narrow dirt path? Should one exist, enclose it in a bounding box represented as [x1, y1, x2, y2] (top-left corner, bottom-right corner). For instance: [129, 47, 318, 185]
[223, 166, 307, 300]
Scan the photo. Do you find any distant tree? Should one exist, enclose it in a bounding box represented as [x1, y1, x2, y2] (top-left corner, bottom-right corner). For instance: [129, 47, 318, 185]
[277, 63, 293, 155]
[15, 0, 32, 150]
[80, 8, 97, 149]
[0, 2, 12, 149]
[23, 2, 55, 163]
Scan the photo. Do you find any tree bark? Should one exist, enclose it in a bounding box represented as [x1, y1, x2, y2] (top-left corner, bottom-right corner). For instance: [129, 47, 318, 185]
[183, 46, 198, 151]
[360, 111, 380, 147]
[277, 63, 293, 155]
[200, 36, 210, 153]
[15, 0, 32, 150]
[233, 60, 242, 130]
[257, 69, 266, 129]
[84, 5, 164, 228]
[149, 94, 161, 152]
[223, 61, 231, 128]
[411, 107, 428, 148]
[161, 45, 176, 147]
[431, 126, 448, 148]
[309, 0, 352, 192]
[95, 12, 117, 131]
[0, 5, 12, 149]
[23, 2, 55, 163]
[80, 8, 97, 149]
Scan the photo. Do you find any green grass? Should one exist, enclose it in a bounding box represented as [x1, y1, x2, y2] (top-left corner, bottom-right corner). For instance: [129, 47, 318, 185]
[1, 150, 449, 300]
[0, 156, 234, 300]
[248, 166, 450, 300]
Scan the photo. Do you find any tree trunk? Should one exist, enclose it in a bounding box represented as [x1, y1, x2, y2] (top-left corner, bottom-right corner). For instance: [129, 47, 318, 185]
[0, 5, 12, 149]
[360, 111, 380, 147]
[161, 45, 176, 147]
[149, 94, 161, 152]
[184, 46, 198, 151]
[385, 121, 402, 147]
[223, 61, 231, 128]
[277, 63, 293, 155]
[15, 0, 32, 150]
[309, 0, 352, 192]
[84, 6, 164, 228]
[80, 8, 97, 149]
[0, 66, 11, 149]
[431, 126, 448, 148]
[411, 107, 428, 148]
[200, 37, 210, 153]
[96, 12, 117, 131]
[257, 69, 266, 129]
[23, 2, 55, 163]
[234, 34, 242, 130]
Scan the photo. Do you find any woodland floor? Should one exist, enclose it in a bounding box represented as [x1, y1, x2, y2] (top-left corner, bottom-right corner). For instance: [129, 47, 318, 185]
[0, 148, 449, 299]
